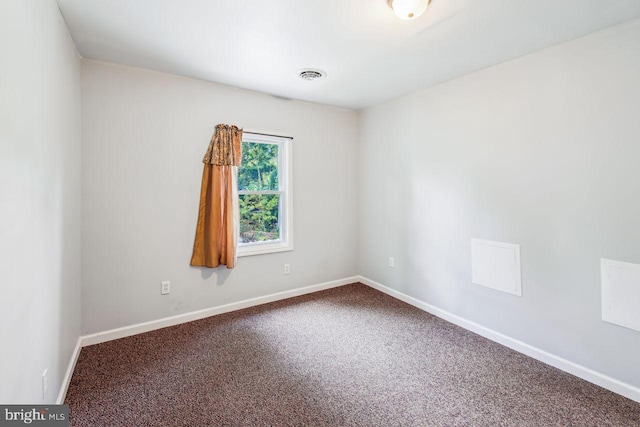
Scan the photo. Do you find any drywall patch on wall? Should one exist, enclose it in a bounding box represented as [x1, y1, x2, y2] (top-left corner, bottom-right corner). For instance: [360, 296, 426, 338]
[601, 258, 640, 333]
[471, 239, 522, 296]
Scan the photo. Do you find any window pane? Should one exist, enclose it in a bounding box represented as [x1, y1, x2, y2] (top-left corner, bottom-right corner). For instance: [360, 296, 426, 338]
[238, 141, 279, 191]
[239, 194, 280, 243]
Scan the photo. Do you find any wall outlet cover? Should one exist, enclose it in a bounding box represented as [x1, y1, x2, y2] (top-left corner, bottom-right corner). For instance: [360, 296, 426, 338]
[161, 281, 171, 295]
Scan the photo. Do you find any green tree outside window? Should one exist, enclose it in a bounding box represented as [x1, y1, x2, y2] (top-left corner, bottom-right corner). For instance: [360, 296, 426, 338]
[238, 141, 280, 243]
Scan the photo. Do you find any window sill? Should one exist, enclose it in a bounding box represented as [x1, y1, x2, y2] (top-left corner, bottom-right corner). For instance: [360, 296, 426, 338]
[237, 242, 293, 257]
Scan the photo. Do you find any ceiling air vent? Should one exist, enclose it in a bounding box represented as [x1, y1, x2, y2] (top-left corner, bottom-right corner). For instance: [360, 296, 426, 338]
[298, 69, 326, 81]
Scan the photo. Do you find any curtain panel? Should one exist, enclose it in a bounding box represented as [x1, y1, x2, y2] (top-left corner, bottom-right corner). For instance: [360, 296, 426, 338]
[190, 124, 243, 268]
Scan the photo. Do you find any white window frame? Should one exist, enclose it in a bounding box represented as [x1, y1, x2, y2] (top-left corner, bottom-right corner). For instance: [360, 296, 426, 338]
[237, 132, 293, 257]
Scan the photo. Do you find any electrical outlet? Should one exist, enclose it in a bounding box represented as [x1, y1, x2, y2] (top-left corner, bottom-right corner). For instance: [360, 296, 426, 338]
[284, 264, 290, 275]
[42, 369, 48, 400]
[389, 257, 395, 268]
[161, 281, 171, 295]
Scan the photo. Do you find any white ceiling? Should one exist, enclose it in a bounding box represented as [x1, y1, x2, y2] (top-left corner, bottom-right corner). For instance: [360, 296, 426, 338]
[56, 0, 640, 109]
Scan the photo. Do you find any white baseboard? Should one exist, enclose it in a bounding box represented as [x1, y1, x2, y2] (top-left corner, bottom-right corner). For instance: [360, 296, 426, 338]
[81, 276, 359, 347]
[358, 275, 640, 404]
[56, 337, 82, 404]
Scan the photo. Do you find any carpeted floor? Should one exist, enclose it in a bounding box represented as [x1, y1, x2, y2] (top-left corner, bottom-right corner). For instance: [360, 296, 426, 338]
[66, 283, 640, 426]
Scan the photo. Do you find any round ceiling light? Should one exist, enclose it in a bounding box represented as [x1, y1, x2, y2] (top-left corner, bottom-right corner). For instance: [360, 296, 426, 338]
[298, 69, 326, 81]
[388, 0, 430, 20]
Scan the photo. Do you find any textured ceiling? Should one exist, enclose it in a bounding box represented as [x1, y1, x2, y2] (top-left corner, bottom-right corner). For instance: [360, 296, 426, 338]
[57, 0, 640, 109]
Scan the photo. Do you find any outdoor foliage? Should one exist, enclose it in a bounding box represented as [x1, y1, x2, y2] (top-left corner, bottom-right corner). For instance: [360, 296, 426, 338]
[238, 141, 280, 243]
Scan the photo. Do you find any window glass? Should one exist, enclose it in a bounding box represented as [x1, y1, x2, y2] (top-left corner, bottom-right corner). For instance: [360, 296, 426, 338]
[238, 142, 279, 192]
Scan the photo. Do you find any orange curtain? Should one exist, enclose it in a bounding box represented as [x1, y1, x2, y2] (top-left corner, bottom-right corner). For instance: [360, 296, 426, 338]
[190, 124, 243, 268]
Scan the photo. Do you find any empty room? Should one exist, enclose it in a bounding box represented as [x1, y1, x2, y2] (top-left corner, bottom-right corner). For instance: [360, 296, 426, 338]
[2, 0, 640, 425]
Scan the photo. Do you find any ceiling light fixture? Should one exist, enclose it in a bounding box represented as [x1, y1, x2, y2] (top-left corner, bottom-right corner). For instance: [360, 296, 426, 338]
[388, 0, 431, 20]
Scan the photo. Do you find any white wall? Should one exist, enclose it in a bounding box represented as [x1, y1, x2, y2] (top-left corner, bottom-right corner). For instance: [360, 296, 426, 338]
[81, 60, 359, 334]
[0, 0, 82, 403]
[358, 19, 640, 389]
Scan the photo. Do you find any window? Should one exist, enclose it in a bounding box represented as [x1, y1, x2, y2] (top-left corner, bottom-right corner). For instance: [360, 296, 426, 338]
[237, 132, 293, 256]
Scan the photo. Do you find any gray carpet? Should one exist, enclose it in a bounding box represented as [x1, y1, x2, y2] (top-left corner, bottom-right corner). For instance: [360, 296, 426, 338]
[66, 283, 640, 426]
